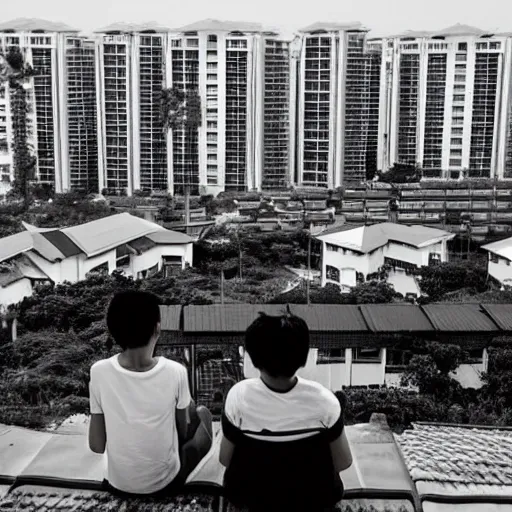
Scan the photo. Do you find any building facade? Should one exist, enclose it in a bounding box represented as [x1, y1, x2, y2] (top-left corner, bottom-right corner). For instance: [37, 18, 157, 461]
[378, 24, 512, 180]
[0, 19, 98, 194]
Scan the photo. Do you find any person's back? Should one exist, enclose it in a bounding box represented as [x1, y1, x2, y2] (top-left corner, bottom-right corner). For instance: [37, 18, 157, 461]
[88, 290, 197, 495]
[219, 308, 353, 512]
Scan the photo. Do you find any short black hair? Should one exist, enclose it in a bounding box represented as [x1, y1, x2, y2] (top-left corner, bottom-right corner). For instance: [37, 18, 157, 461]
[245, 307, 309, 378]
[106, 290, 161, 350]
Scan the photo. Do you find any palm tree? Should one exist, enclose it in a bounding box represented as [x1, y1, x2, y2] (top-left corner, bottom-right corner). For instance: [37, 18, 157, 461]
[0, 46, 37, 209]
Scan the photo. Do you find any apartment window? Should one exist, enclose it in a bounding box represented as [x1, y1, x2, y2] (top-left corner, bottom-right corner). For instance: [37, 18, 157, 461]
[186, 38, 199, 47]
[206, 85, 218, 95]
[453, 94, 465, 102]
[207, 62, 217, 70]
[453, 84, 465, 91]
[207, 121, 217, 129]
[318, 349, 345, 364]
[451, 137, 463, 145]
[454, 75, 466, 83]
[452, 106, 464, 114]
[452, 127, 463, 135]
[171, 39, 182, 47]
[452, 117, 464, 125]
[476, 42, 488, 50]
[207, 73, 217, 81]
[489, 42, 501, 50]
[326, 265, 340, 282]
[455, 53, 467, 61]
[450, 158, 462, 166]
[455, 63, 466, 70]
[458, 42, 467, 51]
[451, 148, 462, 156]
[467, 349, 483, 363]
[353, 347, 381, 362]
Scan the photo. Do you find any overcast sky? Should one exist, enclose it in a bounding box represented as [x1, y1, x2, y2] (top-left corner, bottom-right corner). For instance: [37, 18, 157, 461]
[3, 0, 512, 37]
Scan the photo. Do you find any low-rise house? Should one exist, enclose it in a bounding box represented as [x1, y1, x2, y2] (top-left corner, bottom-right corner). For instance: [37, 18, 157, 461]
[316, 222, 455, 296]
[0, 213, 193, 309]
[482, 236, 512, 287]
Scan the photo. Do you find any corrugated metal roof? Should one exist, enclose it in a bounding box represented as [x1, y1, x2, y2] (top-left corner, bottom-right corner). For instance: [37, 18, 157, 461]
[481, 304, 512, 331]
[40, 231, 82, 258]
[62, 213, 164, 257]
[183, 304, 368, 332]
[146, 230, 192, 245]
[360, 304, 434, 332]
[289, 304, 368, 331]
[159, 305, 181, 331]
[0, 18, 78, 32]
[421, 304, 500, 332]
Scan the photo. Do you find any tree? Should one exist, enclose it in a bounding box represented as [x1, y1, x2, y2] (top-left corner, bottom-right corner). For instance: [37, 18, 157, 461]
[401, 341, 466, 399]
[0, 46, 37, 208]
[481, 346, 512, 409]
[417, 261, 488, 301]
[379, 163, 422, 184]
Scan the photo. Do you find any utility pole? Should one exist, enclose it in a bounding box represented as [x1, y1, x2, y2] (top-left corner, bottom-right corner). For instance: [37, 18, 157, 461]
[307, 229, 311, 305]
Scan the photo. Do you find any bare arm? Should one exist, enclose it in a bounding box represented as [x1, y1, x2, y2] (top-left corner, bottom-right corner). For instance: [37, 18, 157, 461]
[88, 414, 106, 454]
[330, 429, 353, 473]
[219, 435, 235, 468]
[176, 405, 190, 444]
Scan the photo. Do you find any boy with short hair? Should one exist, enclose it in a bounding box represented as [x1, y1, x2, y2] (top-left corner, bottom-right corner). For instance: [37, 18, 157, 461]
[88, 290, 212, 497]
[220, 309, 353, 512]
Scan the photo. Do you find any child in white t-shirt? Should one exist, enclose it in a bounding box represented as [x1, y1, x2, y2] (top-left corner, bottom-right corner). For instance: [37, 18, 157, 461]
[88, 290, 212, 497]
[220, 308, 353, 512]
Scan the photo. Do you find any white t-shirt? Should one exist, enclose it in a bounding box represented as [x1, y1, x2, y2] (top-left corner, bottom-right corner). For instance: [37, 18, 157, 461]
[89, 355, 191, 494]
[223, 376, 342, 443]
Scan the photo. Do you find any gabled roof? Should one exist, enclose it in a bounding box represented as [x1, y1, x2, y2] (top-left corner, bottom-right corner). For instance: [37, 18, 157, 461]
[432, 23, 487, 37]
[388, 29, 433, 39]
[316, 222, 454, 254]
[174, 19, 264, 33]
[397, 423, 512, 508]
[94, 21, 171, 33]
[61, 213, 165, 258]
[482, 236, 512, 261]
[0, 254, 49, 288]
[299, 21, 366, 33]
[0, 18, 78, 33]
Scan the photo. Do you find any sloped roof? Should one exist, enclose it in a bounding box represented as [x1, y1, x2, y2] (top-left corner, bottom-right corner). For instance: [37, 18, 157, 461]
[388, 29, 433, 39]
[175, 19, 264, 33]
[94, 21, 171, 33]
[0, 231, 34, 264]
[146, 229, 193, 245]
[299, 21, 366, 33]
[481, 303, 512, 331]
[422, 304, 500, 332]
[316, 222, 453, 253]
[183, 304, 370, 332]
[159, 305, 182, 331]
[0, 18, 78, 33]
[482, 236, 512, 261]
[432, 23, 487, 37]
[360, 304, 434, 332]
[0, 254, 49, 288]
[39, 230, 82, 258]
[397, 423, 512, 509]
[61, 213, 165, 258]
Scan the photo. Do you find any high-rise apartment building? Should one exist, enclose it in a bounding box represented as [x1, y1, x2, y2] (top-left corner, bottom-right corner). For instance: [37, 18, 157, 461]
[167, 20, 295, 195]
[295, 23, 380, 189]
[0, 18, 98, 193]
[95, 23, 168, 195]
[379, 24, 512, 179]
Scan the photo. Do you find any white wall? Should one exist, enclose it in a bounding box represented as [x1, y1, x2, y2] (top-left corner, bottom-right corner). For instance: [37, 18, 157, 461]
[79, 251, 116, 280]
[488, 258, 512, 285]
[0, 279, 33, 309]
[451, 363, 484, 388]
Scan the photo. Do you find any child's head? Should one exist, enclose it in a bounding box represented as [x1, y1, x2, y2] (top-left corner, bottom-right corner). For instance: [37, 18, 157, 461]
[245, 307, 310, 379]
[106, 290, 161, 350]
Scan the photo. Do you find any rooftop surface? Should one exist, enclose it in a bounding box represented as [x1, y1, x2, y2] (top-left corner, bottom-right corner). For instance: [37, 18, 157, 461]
[0, 18, 78, 33]
[0, 414, 417, 511]
[94, 21, 172, 33]
[316, 223, 454, 254]
[0, 214, 192, 271]
[174, 19, 266, 33]
[482, 236, 512, 261]
[397, 423, 512, 511]
[175, 303, 509, 335]
[299, 21, 367, 33]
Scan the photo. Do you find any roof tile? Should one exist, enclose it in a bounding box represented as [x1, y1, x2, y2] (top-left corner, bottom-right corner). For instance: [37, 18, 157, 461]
[421, 304, 500, 332]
